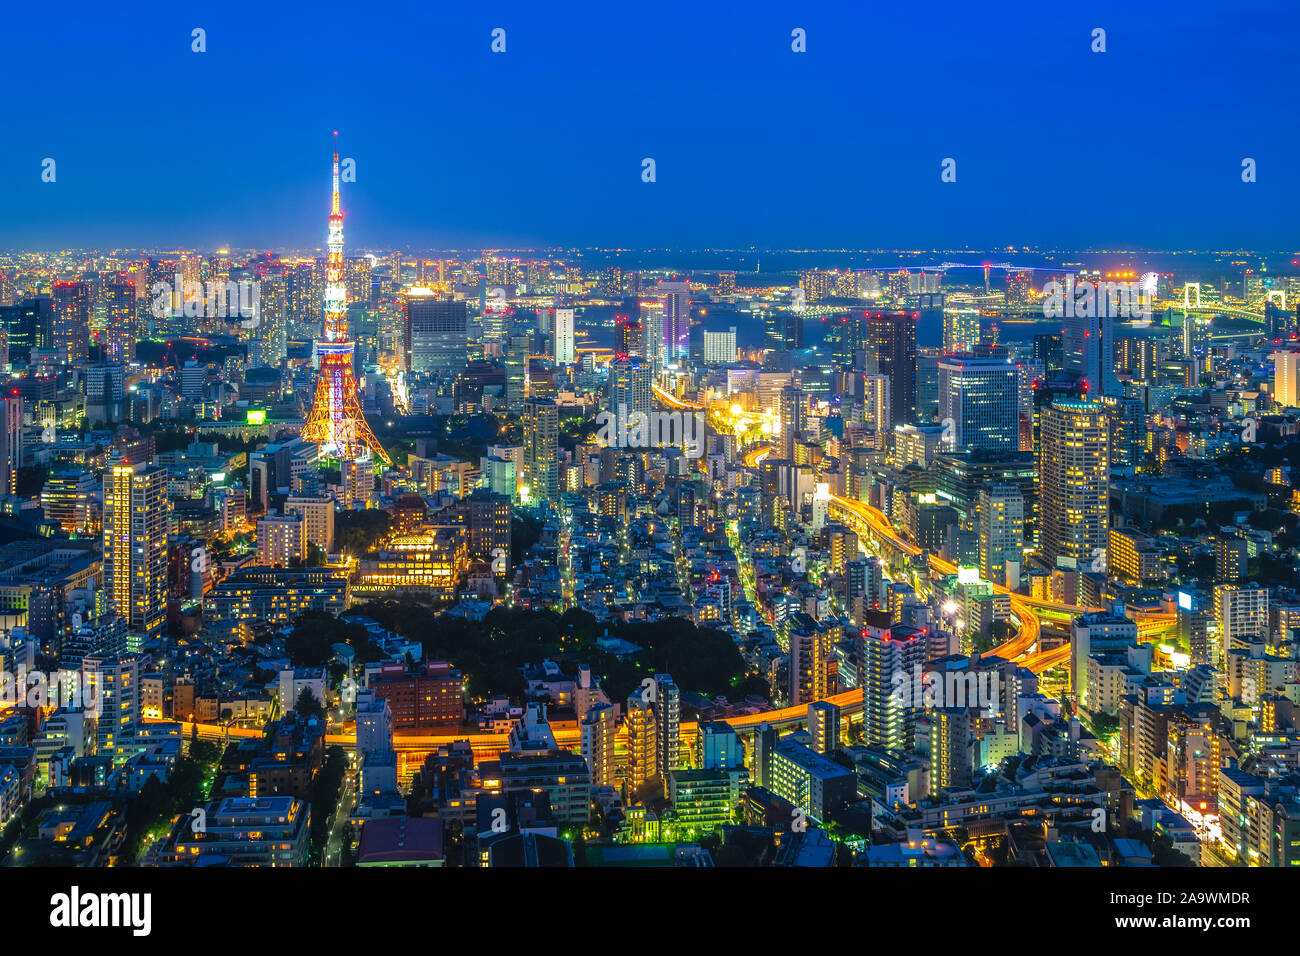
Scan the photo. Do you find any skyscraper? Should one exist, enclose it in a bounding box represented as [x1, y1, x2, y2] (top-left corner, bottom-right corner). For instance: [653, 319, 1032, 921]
[608, 357, 651, 418]
[0, 395, 20, 496]
[553, 307, 575, 365]
[979, 483, 1024, 588]
[52, 281, 90, 367]
[1274, 350, 1300, 408]
[103, 460, 169, 639]
[863, 310, 918, 424]
[937, 353, 1019, 455]
[1063, 288, 1119, 395]
[1038, 399, 1110, 569]
[861, 625, 925, 752]
[521, 397, 558, 506]
[301, 136, 390, 464]
[405, 290, 467, 376]
[658, 279, 691, 362]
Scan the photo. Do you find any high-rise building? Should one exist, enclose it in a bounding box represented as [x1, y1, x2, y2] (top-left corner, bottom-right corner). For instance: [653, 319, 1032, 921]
[862, 373, 891, 448]
[1038, 399, 1110, 569]
[658, 279, 691, 362]
[256, 513, 306, 567]
[285, 495, 336, 553]
[863, 310, 918, 424]
[942, 308, 979, 354]
[615, 314, 644, 358]
[103, 461, 169, 639]
[808, 700, 841, 755]
[0, 395, 20, 496]
[52, 281, 90, 367]
[701, 327, 736, 365]
[654, 673, 680, 779]
[504, 333, 531, 409]
[521, 397, 558, 506]
[1214, 584, 1270, 661]
[625, 691, 657, 793]
[979, 483, 1024, 588]
[1274, 350, 1300, 408]
[81, 653, 141, 760]
[581, 702, 618, 788]
[406, 291, 468, 375]
[1063, 292, 1119, 395]
[608, 357, 651, 419]
[861, 625, 926, 752]
[779, 385, 806, 460]
[937, 354, 1019, 455]
[553, 307, 575, 365]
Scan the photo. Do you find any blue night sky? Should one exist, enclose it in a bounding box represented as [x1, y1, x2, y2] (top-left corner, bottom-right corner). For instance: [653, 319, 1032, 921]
[1, 0, 1297, 251]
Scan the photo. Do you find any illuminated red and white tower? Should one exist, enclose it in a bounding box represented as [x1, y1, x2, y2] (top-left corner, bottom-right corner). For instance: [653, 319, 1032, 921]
[301, 133, 390, 464]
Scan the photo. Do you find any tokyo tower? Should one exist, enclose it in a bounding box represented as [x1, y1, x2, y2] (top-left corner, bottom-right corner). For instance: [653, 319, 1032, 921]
[301, 133, 390, 465]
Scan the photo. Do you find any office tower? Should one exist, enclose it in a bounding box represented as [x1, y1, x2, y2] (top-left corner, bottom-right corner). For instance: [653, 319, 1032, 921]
[654, 673, 680, 779]
[1274, 350, 1300, 408]
[1097, 394, 1147, 469]
[41, 469, 97, 532]
[862, 373, 891, 448]
[1063, 291, 1119, 394]
[0, 296, 53, 361]
[521, 397, 558, 506]
[52, 280, 90, 366]
[302, 137, 390, 464]
[553, 307, 575, 365]
[701, 327, 736, 364]
[979, 483, 1024, 588]
[808, 700, 841, 755]
[780, 385, 806, 459]
[82, 653, 141, 760]
[942, 307, 978, 354]
[406, 290, 468, 375]
[103, 461, 168, 639]
[717, 272, 736, 296]
[861, 626, 926, 751]
[1038, 399, 1110, 568]
[658, 279, 691, 362]
[864, 310, 918, 424]
[1033, 333, 1064, 375]
[256, 513, 305, 567]
[1216, 535, 1249, 584]
[504, 332, 531, 409]
[615, 314, 643, 357]
[937, 353, 1019, 455]
[0, 395, 19, 496]
[608, 357, 651, 418]
[1214, 584, 1270, 660]
[625, 691, 657, 793]
[581, 702, 618, 788]
[102, 279, 136, 364]
[765, 309, 803, 353]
